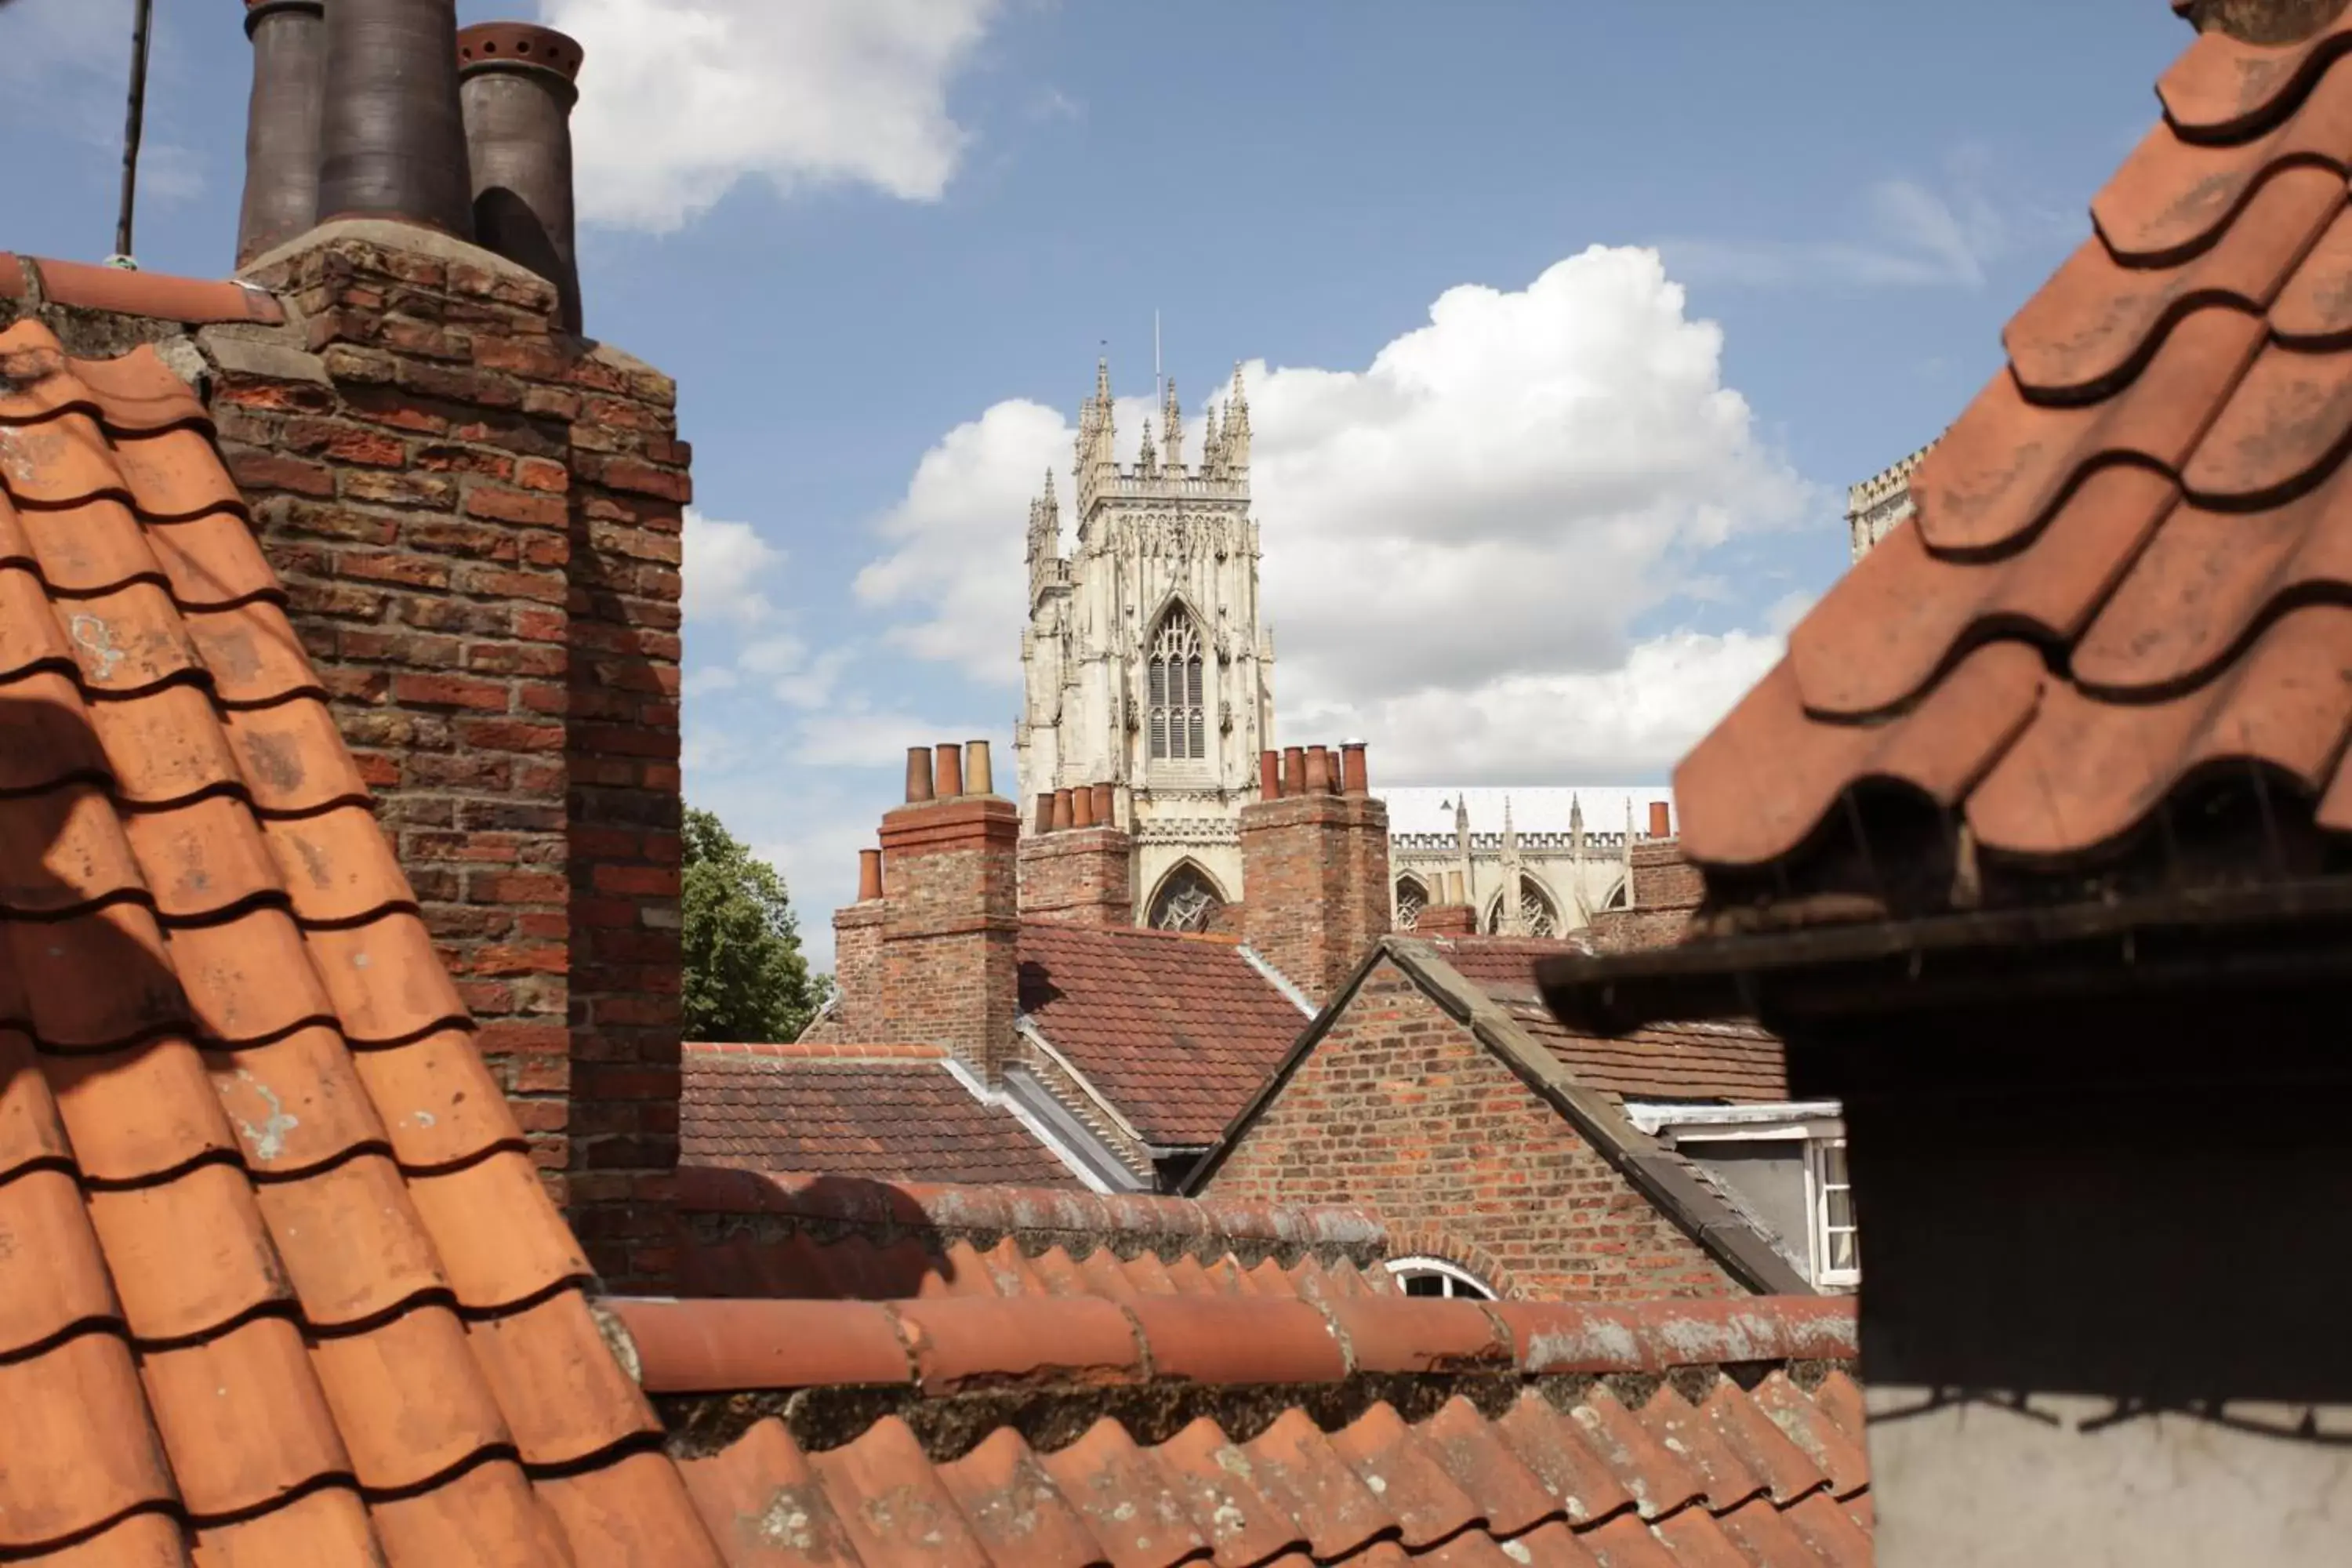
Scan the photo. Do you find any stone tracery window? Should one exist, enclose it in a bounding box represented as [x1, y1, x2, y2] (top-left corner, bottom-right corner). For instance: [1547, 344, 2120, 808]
[1485, 880, 1560, 938]
[1394, 877, 1429, 930]
[1149, 864, 1224, 932]
[1148, 612, 1206, 761]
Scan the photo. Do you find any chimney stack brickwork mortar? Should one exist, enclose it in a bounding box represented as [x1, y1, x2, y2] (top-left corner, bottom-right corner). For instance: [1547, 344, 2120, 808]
[869, 745, 1022, 1080]
[225, 223, 688, 1290]
[1240, 745, 1392, 1003]
[1018, 784, 1135, 927]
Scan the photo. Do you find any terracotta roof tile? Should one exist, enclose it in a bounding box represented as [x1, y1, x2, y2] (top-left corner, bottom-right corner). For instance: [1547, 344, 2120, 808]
[610, 1295, 1864, 1566]
[21, 256, 285, 325]
[1676, 27, 2352, 896]
[1416, 940, 1791, 1101]
[681, 1041, 1080, 1187]
[1018, 920, 1310, 1145]
[0, 319, 727, 1563]
[674, 1167, 1399, 1303]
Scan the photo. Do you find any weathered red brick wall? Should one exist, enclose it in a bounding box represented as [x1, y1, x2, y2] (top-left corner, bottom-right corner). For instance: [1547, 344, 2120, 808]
[226, 223, 684, 1287]
[879, 797, 1020, 1077]
[1238, 793, 1391, 1002]
[1204, 955, 1740, 1301]
[820, 899, 884, 1038]
[1018, 826, 1134, 927]
[1585, 840, 1700, 952]
[1630, 840, 1703, 910]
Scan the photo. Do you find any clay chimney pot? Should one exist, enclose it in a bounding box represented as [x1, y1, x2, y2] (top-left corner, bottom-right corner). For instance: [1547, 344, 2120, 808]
[964, 739, 993, 796]
[1649, 801, 1672, 839]
[1073, 783, 1096, 829]
[1052, 789, 1075, 832]
[904, 746, 935, 804]
[1258, 750, 1280, 799]
[1091, 782, 1116, 828]
[934, 742, 964, 799]
[857, 848, 883, 902]
[1281, 746, 1307, 799]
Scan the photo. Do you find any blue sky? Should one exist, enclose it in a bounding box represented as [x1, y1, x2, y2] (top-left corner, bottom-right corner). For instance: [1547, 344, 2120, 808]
[3, 1, 2190, 966]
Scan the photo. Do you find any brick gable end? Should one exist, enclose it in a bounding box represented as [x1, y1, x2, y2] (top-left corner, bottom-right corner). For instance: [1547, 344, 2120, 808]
[1204, 956, 1738, 1301]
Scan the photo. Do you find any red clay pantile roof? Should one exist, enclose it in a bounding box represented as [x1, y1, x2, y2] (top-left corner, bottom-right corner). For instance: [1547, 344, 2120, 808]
[682, 1040, 1078, 1188]
[1676, 18, 2352, 900]
[606, 1294, 1870, 1566]
[1416, 938, 1790, 1101]
[1019, 920, 1311, 1146]
[675, 1168, 1399, 1301]
[0, 318, 734, 1565]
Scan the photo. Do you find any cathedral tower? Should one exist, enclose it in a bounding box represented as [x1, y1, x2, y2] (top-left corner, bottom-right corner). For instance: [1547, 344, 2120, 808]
[1016, 360, 1275, 927]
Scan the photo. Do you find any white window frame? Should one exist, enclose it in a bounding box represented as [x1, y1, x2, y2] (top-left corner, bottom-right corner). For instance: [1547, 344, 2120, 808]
[1385, 1256, 1495, 1300]
[1806, 1135, 1860, 1290]
[1633, 1102, 1858, 1293]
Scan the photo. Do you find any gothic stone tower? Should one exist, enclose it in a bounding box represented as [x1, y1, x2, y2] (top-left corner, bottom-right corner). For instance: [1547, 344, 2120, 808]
[1017, 361, 1275, 927]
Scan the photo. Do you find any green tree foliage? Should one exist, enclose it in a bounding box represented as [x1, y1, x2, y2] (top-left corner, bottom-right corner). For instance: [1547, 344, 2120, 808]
[681, 807, 818, 1043]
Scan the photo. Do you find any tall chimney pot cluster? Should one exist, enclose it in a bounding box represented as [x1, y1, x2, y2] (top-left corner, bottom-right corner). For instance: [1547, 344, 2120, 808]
[1034, 782, 1120, 835]
[904, 741, 994, 804]
[1259, 742, 1371, 801]
[237, 2, 586, 329]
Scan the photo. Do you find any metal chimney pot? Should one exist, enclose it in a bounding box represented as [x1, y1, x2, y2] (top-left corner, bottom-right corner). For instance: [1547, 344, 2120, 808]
[318, 0, 476, 237]
[456, 22, 586, 332]
[236, 0, 327, 266]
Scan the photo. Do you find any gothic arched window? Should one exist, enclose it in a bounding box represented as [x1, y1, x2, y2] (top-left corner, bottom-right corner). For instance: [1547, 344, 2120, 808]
[1149, 863, 1224, 932]
[1485, 880, 1560, 938]
[1394, 877, 1430, 930]
[1148, 612, 1206, 762]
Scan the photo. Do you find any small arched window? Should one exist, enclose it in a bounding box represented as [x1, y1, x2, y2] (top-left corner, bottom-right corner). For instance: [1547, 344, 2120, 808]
[1484, 880, 1560, 938]
[1149, 864, 1224, 932]
[1394, 877, 1430, 930]
[1386, 1256, 1495, 1300]
[1148, 612, 1206, 761]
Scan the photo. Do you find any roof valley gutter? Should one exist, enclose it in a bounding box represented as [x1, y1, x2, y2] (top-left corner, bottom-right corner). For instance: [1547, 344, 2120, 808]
[936, 1053, 1135, 1194]
[1238, 944, 1319, 1016]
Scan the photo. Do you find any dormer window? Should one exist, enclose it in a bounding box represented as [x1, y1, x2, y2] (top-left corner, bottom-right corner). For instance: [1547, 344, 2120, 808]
[1149, 612, 1206, 761]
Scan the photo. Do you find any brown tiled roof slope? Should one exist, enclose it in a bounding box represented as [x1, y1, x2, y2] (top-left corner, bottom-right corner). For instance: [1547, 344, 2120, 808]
[0, 319, 728, 1563]
[1020, 920, 1309, 1146]
[674, 1167, 1399, 1301]
[682, 1040, 1077, 1187]
[1679, 19, 2352, 909]
[615, 1294, 1871, 1566]
[1419, 938, 1789, 1100]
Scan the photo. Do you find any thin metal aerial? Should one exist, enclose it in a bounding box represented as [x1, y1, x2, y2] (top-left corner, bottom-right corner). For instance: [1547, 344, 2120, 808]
[115, 0, 155, 262]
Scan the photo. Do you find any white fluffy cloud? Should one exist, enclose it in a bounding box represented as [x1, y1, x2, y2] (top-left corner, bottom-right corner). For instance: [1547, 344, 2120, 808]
[855, 246, 1817, 783]
[539, 0, 998, 231]
[681, 507, 782, 625]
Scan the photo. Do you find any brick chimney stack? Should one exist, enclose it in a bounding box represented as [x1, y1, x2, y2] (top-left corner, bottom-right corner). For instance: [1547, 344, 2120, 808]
[878, 741, 1022, 1080]
[827, 849, 886, 1037]
[1415, 903, 1476, 936]
[221, 9, 687, 1290]
[1018, 779, 1134, 927]
[1240, 739, 1391, 1002]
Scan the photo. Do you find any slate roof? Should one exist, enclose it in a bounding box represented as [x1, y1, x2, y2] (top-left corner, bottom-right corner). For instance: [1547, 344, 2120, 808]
[1674, 17, 2352, 909]
[0, 317, 742, 1561]
[674, 1168, 1400, 1301]
[682, 1040, 1078, 1188]
[1018, 921, 1311, 1147]
[609, 1292, 1869, 1567]
[1411, 939, 1790, 1102]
